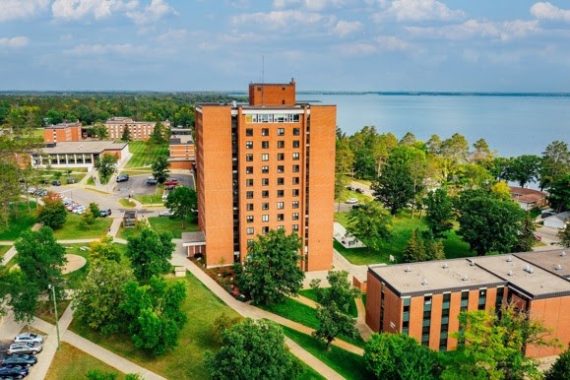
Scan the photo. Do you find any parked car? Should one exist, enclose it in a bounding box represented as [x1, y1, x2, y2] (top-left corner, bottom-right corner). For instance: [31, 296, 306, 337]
[34, 189, 48, 197]
[158, 209, 173, 217]
[51, 180, 61, 186]
[14, 333, 43, 345]
[72, 205, 85, 215]
[99, 209, 112, 217]
[7, 342, 42, 355]
[26, 187, 36, 195]
[116, 174, 129, 183]
[1, 354, 37, 368]
[345, 198, 359, 204]
[164, 184, 180, 191]
[163, 178, 179, 187]
[146, 177, 158, 185]
[0, 365, 29, 379]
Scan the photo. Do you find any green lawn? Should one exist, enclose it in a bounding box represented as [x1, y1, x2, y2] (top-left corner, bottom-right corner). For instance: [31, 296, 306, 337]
[261, 297, 364, 347]
[63, 244, 91, 289]
[334, 211, 473, 265]
[53, 214, 112, 240]
[298, 288, 358, 318]
[119, 198, 136, 208]
[70, 272, 242, 379]
[336, 188, 372, 204]
[134, 188, 164, 205]
[46, 342, 125, 380]
[283, 327, 370, 380]
[0, 245, 10, 259]
[0, 202, 38, 241]
[125, 141, 169, 168]
[148, 217, 199, 239]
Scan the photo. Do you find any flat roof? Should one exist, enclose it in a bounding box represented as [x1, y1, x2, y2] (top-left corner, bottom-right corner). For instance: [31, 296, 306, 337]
[515, 249, 570, 280]
[169, 135, 193, 145]
[473, 255, 570, 298]
[46, 122, 81, 129]
[39, 141, 127, 154]
[369, 259, 506, 297]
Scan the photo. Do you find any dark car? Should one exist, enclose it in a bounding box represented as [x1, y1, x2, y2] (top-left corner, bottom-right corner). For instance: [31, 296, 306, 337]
[146, 177, 158, 185]
[99, 209, 112, 217]
[1, 354, 37, 368]
[116, 174, 129, 183]
[51, 180, 61, 186]
[0, 365, 29, 379]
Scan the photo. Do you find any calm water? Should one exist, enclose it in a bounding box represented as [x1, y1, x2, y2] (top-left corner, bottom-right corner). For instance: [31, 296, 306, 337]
[298, 94, 570, 157]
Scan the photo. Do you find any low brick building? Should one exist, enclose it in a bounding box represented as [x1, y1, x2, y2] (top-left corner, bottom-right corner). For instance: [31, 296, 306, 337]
[168, 133, 195, 170]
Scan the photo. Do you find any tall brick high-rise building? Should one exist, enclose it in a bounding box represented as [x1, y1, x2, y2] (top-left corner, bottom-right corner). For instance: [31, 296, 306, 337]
[192, 80, 335, 271]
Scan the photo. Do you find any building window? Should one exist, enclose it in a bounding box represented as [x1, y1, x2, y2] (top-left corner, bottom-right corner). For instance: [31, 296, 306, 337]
[496, 287, 504, 311]
[293, 224, 299, 232]
[277, 178, 285, 185]
[478, 289, 487, 311]
[277, 165, 285, 173]
[262, 190, 269, 198]
[262, 203, 269, 210]
[246, 227, 254, 235]
[247, 203, 254, 211]
[262, 226, 270, 234]
[293, 140, 300, 148]
[277, 214, 285, 222]
[292, 201, 299, 209]
[460, 291, 469, 312]
[277, 190, 284, 197]
[246, 128, 253, 136]
[246, 166, 253, 174]
[422, 295, 432, 346]
[277, 202, 284, 209]
[277, 141, 285, 148]
[440, 293, 451, 351]
[246, 154, 253, 162]
[292, 164, 300, 173]
[246, 215, 254, 223]
[292, 212, 299, 221]
[246, 179, 254, 187]
[277, 153, 285, 161]
[261, 166, 269, 174]
[246, 191, 254, 199]
[292, 189, 299, 197]
[402, 297, 411, 335]
[277, 128, 285, 136]
[262, 128, 269, 136]
[262, 141, 269, 149]
[246, 141, 253, 149]
[262, 153, 269, 161]
[293, 128, 300, 136]
[262, 214, 269, 222]
[292, 152, 300, 160]
[262, 178, 269, 186]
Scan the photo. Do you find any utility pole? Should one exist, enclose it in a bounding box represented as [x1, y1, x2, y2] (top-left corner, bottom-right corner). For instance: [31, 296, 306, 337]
[49, 284, 60, 349]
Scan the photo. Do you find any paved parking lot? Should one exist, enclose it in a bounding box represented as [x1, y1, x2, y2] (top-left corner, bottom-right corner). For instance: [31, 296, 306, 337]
[115, 173, 194, 197]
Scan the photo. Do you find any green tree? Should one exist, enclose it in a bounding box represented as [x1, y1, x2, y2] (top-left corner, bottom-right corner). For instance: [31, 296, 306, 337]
[212, 313, 241, 345]
[335, 133, 354, 197]
[545, 347, 570, 380]
[425, 188, 454, 239]
[559, 223, 570, 248]
[89, 202, 100, 217]
[80, 209, 96, 228]
[126, 228, 174, 282]
[206, 319, 301, 380]
[364, 333, 441, 380]
[89, 236, 122, 263]
[151, 155, 170, 184]
[91, 122, 109, 140]
[513, 214, 537, 252]
[457, 190, 527, 256]
[547, 174, 570, 212]
[73, 259, 135, 335]
[12, 227, 66, 321]
[472, 138, 493, 162]
[95, 154, 118, 182]
[347, 201, 392, 251]
[310, 270, 359, 315]
[38, 193, 67, 230]
[86, 370, 118, 380]
[402, 229, 426, 263]
[425, 236, 445, 260]
[150, 122, 168, 144]
[426, 134, 442, 155]
[399, 132, 417, 146]
[165, 186, 197, 227]
[540, 140, 570, 190]
[0, 162, 21, 228]
[121, 127, 131, 142]
[235, 229, 303, 306]
[508, 155, 541, 188]
[313, 302, 357, 349]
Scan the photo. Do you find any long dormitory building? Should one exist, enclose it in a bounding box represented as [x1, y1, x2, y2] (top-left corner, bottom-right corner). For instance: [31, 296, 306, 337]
[193, 80, 336, 271]
[366, 249, 570, 358]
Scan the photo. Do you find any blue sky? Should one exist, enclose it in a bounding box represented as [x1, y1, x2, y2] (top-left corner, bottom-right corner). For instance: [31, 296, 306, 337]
[1, 0, 570, 91]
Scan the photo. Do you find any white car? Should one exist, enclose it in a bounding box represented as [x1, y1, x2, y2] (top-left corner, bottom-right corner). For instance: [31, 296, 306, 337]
[345, 198, 359, 204]
[7, 342, 42, 355]
[72, 206, 85, 214]
[27, 187, 37, 194]
[14, 332, 43, 345]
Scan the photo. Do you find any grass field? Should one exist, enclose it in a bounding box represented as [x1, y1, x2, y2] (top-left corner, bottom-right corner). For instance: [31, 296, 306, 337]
[334, 211, 473, 265]
[0, 245, 10, 259]
[45, 342, 125, 380]
[283, 327, 370, 380]
[262, 297, 364, 347]
[298, 288, 358, 318]
[0, 202, 38, 241]
[118, 198, 136, 208]
[134, 188, 164, 204]
[125, 141, 169, 168]
[336, 188, 372, 204]
[53, 214, 112, 240]
[70, 272, 242, 379]
[148, 217, 199, 238]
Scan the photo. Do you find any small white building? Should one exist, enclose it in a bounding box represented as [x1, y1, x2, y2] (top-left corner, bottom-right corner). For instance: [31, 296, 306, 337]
[31, 141, 130, 170]
[544, 212, 570, 229]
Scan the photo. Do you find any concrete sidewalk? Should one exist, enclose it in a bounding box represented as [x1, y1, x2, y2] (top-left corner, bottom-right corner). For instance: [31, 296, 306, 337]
[0, 245, 16, 266]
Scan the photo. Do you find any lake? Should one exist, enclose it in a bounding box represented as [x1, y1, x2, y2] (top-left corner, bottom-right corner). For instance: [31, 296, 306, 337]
[298, 93, 570, 157]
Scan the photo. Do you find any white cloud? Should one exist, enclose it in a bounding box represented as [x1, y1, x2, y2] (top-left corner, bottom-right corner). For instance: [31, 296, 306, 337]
[337, 35, 412, 56]
[531, 2, 570, 22]
[406, 19, 539, 41]
[232, 10, 335, 29]
[0, 36, 30, 47]
[374, 0, 465, 22]
[51, 0, 137, 21]
[127, 0, 176, 24]
[273, 0, 345, 11]
[65, 43, 145, 56]
[0, 0, 49, 22]
[332, 20, 362, 37]
[155, 28, 188, 44]
[375, 35, 411, 50]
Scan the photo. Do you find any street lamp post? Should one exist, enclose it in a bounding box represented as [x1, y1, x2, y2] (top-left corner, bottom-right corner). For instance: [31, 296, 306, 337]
[48, 284, 60, 349]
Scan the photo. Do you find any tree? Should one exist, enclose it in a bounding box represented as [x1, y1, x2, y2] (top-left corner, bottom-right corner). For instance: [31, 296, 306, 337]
[558, 223, 570, 248]
[310, 271, 359, 315]
[513, 214, 536, 252]
[364, 333, 440, 380]
[490, 180, 511, 200]
[347, 201, 392, 251]
[547, 174, 570, 212]
[80, 209, 96, 228]
[165, 186, 197, 227]
[91, 122, 109, 140]
[472, 138, 493, 162]
[426, 134, 442, 155]
[150, 122, 168, 144]
[335, 134, 354, 198]
[95, 154, 118, 182]
[126, 228, 174, 282]
[206, 319, 301, 380]
[73, 259, 135, 335]
[151, 155, 170, 184]
[313, 302, 357, 349]
[121, 127, 131, 142]
[545, 347, 570, 380]
[38, 193, 67, 230]
[457, 190, 527, 256]
[235, 229, 303, 306]
[12, 227, 66, 321]
[425, 188, 454, 239]
[540, 140, 570, 190]
[508, 155, 541, 187]
[86, 370, 118, 380]
[402, 229, 426, 263]
[399, 132, 417, 146]
[212, 313, 241, 345]
[487, 157, 512, 181]
[0, 162, 22, 228]
[89, 236, 122, 263]
[89, 202, 100, 217]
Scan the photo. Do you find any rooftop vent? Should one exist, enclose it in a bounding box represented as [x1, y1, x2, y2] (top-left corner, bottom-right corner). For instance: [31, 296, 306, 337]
[561, 251, 567, 257]
[421, 278, 428, 286]
[524, 264, 534, 274]
[404, 266, 411, 273]
[442, 263, 449, 269]
[508, 270, 513, 276]
[469, 260, 476, 266]
[461, 275, 469, 281]
[506, 256, 513, 262]
[555, 264, 563, 271]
